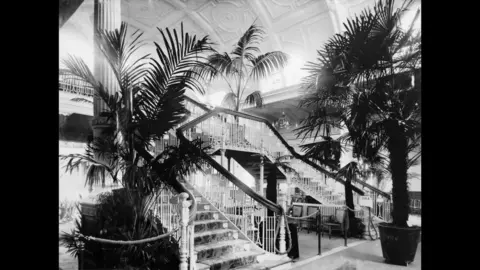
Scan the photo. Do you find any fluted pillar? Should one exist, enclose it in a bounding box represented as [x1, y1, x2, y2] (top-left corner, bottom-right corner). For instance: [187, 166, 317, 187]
[92, 0, 121, 124]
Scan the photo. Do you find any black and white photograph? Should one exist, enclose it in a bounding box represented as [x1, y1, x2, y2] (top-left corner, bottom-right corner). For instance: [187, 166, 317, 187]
[59, 0, 421, 269]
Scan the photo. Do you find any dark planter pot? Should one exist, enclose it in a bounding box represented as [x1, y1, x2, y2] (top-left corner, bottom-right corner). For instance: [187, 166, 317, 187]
[378, 222, 421, 265]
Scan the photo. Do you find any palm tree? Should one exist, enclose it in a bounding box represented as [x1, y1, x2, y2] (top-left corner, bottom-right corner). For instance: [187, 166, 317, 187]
[59, 22, 214, 268]
[60, 22, 212, 195]
[200, 23, 289, 112]
[296, 0, 421, 229]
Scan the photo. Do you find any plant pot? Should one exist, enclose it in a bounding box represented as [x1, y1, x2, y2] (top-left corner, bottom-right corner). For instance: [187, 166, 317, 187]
[378, 222, 421, 265]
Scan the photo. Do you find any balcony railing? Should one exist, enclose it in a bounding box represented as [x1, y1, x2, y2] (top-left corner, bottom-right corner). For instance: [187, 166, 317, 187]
[59, 74, 94, 97]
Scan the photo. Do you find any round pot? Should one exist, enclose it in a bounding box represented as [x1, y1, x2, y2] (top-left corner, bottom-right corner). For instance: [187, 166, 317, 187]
[378, 222, 421, 265]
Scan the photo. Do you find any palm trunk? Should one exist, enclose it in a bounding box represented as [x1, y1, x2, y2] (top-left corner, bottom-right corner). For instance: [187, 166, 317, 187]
[387, 132, 410, 227]
[266, 171, 277, 217]
[344, 179, 357, 235]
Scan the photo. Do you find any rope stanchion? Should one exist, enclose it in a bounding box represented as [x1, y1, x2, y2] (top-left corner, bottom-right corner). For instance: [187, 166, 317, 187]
[274, 211, 293, 255]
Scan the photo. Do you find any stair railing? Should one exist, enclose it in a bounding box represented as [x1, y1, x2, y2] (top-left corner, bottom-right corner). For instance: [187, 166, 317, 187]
[175, 130, 291, 256]
[176, 106, 380, 205]
[189, 163, 279, 253]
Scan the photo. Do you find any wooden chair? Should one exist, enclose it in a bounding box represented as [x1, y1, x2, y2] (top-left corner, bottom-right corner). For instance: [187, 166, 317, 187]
[305, 206, 320, 234]
[322, 208, 346, 239]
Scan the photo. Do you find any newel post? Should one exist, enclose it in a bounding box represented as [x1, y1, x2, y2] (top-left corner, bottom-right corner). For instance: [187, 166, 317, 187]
[178, 192, 192, 270]
[278, 184, 287, 253]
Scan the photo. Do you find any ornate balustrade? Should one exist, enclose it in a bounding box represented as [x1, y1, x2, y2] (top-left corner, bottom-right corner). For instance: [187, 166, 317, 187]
[188, 164, 278, 253]
[177, 107, 362, 205]
[59, 74, 95, 97]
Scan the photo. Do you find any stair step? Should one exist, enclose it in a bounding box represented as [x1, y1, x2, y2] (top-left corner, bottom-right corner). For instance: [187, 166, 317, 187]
[235, 254, 292, 270]
[198, 250, 264, 270]
[197, 203, 212, 211]
[196, 263, 210, 270]
[195, 239, 252, 261]
[194, 229, 239, 246]
[194, 220, 229, 233]
[196, 210, 219, 221]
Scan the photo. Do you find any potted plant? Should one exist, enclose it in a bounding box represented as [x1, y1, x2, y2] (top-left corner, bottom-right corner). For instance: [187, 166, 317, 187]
[296, 0, 421, 265]
[59, 22, 213, 269]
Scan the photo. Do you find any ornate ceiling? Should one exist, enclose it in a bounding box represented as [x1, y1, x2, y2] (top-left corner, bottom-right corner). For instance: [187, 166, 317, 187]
[62, 0, 397, 96]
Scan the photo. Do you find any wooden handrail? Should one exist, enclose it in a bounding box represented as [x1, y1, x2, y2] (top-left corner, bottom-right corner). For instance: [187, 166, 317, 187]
[175, 129, 284, 215]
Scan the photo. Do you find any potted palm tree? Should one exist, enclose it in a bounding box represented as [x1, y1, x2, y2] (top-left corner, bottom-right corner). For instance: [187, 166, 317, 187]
[199, 23, 289, 112]
[296, 0, 421, 265]
[59, 22, 213, 269]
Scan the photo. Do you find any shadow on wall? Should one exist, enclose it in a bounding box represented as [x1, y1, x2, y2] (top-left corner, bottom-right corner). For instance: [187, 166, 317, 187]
[59, 113, 93, 142]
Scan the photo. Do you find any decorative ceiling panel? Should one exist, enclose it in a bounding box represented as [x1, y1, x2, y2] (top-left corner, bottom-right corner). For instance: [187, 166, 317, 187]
[123, 0, 175, 28]
[197, 0, 256, 44]
[261, 0, 314, 21]
[168, 15, 207, 40]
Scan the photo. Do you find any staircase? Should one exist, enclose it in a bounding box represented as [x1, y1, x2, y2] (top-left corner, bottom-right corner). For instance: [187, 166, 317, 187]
[179, 101, 391, 207]
[180, 179, 291, 270]
[182, 110, 348, 206]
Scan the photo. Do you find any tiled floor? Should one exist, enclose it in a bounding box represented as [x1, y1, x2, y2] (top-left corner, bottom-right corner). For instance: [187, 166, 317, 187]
[292, 239, 421, 270]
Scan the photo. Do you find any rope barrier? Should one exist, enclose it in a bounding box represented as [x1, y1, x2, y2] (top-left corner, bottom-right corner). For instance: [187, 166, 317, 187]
[286, 205, 362, 220]
[78, 227, 180, 245]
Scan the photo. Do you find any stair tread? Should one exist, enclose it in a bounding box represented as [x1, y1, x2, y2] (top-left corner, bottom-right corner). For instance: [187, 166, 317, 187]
[196, 210, 217, 213]
[194, 219, 227, 225]
[235, 255, 292, 270]
[198, 250, 265, 266]
[195, 239, 250, 252]
[196, 263, 210, 270]
[194, 228, 236, 238]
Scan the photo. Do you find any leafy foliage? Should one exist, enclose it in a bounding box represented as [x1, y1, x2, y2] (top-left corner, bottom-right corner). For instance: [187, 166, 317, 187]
[296, 0, 421, 227]
[60, 21, 214, 268]
[198, 23, 289, 111]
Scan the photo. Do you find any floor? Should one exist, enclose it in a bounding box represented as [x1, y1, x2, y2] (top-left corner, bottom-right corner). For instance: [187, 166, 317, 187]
[292, 239, 421, 270]
[59, 216, 422, 270]
[296, 230, 362, 260]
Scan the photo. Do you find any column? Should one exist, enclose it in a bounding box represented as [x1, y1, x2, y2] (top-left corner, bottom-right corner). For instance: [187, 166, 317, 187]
[92, 0, 121, 131]
[83, 0, 121, 197]
[220, 149, 226, 168]
[258, 156, 264, 196]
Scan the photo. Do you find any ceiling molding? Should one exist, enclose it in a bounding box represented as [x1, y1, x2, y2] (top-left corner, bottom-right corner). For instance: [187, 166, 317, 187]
[248, 0, 283, 51]
[165, 0, 226, 51]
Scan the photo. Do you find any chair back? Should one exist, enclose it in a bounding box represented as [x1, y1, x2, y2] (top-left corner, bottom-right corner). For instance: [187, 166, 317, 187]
[335, 208, 346, 224]
[292, 205, 303, 217]
[306, 206, 319, 217]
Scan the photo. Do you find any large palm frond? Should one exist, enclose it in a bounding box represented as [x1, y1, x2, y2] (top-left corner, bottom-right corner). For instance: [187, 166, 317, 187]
[221, 92, 237, 109]
[244, 90, 263, 108]
[231, 23, 265, 62]
[248, 51, 289, 82]
[61, 22, 149, 119]
[134, 23, 213, 142]
[300, 136, 343, 171]
[336, 161, 364, 181]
